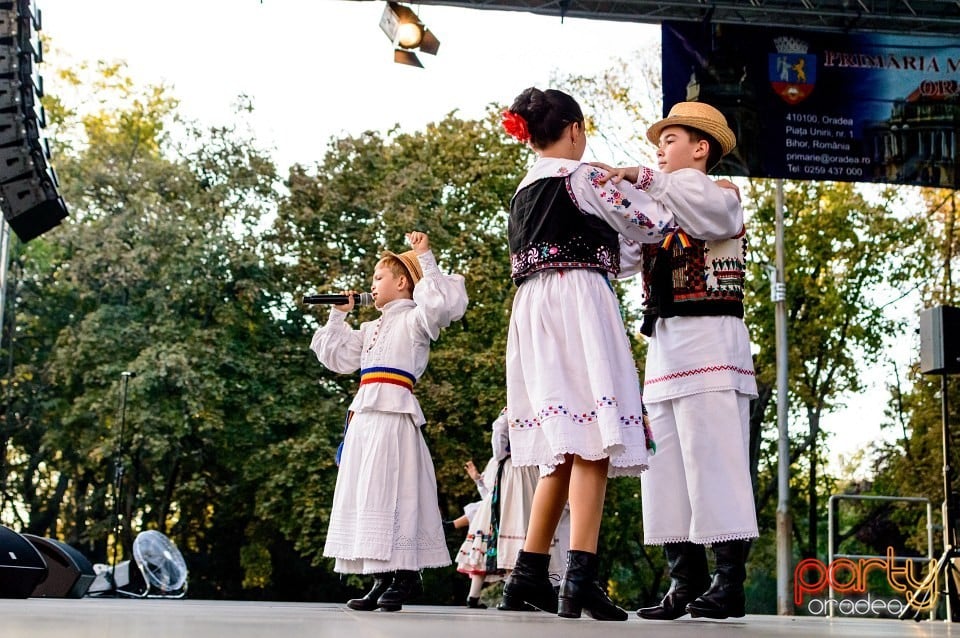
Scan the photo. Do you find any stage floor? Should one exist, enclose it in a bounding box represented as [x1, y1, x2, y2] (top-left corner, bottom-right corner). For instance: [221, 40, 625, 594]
[2, 599, 958, 638]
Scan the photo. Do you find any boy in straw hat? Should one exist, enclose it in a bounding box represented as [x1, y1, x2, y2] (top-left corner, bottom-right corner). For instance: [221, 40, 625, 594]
[310, 231, 468, 611]
[598, 101, 758, 620]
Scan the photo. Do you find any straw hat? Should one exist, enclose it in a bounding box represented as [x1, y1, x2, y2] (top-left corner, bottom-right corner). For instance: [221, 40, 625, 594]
[381, 249, 423, 285]
[646, 101, 736, 156]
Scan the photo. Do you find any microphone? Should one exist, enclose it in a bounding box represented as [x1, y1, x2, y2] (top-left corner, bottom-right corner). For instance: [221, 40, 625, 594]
[302, 292, 374, 306]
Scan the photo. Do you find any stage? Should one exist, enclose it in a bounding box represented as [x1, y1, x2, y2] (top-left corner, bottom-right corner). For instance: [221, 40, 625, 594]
[2, 599, 957, 638]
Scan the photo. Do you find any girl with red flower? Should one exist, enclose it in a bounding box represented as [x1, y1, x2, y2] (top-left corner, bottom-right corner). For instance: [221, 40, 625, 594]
[497, 87, 745, 622]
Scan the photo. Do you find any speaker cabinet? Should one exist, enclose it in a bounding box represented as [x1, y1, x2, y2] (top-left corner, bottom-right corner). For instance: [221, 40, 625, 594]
[0, 0, 70, 242]
[22, 534, 95, 598]
[920, 306, 960, 375]
[0, 525, 48, 598]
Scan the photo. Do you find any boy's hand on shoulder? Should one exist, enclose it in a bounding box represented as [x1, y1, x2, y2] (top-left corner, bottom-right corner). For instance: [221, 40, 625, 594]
[406, 231, 430, 255]
[589, 162, 639, 185]
[714, 178, 741, 202]
[334, 290, 356, 312]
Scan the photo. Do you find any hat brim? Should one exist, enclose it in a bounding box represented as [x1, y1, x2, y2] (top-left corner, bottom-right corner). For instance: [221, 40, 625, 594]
[381, 250, 423, 285]
[646, 115, 736, 156]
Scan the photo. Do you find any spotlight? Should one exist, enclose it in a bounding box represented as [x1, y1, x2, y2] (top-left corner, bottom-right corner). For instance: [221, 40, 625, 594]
[396, 21, 422, 49]
[379, 2, 439, 68]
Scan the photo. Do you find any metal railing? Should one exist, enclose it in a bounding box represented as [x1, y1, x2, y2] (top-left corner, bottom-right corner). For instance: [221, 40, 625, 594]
[826, 494, 934, 619]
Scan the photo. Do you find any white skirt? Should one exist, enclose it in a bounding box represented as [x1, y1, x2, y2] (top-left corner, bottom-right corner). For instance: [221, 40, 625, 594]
[323, 411, 451, 574]
[506, 269, 651, 477]
[455, 457, 563, 577]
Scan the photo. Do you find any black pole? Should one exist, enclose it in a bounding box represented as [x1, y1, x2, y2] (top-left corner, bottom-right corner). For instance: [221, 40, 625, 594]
[941, 372, 958, 620]
[902, 372, 959, 621]
[110, 371, 135, 593]
[943, 373, 954, 549]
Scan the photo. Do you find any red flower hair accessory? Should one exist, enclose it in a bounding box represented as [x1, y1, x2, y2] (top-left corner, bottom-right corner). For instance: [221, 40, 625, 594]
[501, 109, 531, 143]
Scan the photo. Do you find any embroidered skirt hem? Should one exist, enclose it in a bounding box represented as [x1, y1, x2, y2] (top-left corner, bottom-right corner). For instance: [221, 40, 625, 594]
[506, 269, 651, 478]
[644, 529, 760, 546]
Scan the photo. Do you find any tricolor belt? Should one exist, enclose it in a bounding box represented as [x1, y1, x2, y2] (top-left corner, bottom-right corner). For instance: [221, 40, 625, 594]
[359, 366, 416, 392]
[639, 227, 691, 338]
[660, 227, 692, 250]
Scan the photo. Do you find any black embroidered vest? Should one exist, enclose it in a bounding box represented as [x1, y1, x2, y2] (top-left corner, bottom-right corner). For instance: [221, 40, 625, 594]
[509, 176, 620, 286]
[639, 228, 746, 336]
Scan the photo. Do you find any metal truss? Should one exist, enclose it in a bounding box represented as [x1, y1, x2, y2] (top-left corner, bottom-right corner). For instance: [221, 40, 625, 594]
[379, 0, 960, 36]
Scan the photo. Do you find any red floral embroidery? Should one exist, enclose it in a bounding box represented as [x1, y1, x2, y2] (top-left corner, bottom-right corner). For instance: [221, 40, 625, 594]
[501, 109, 531, 143]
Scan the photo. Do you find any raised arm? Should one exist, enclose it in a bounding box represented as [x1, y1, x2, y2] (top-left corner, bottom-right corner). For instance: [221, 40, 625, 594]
[401, 232, 468, 340]
[567, 164, 675, 244]
[636, 167, 744, 239]
[589, 163, 744, 240]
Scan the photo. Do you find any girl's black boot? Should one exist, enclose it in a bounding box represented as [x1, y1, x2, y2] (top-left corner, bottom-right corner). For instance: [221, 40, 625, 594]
[346, 573, 393, 611]
[501, 550, 558, 613]
[557, 550, 627, 621]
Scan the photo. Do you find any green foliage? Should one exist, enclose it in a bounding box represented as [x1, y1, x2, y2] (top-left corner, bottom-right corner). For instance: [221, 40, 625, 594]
[742, 179, 933, 610]
[7, 48, 956, 612]
[868, 190, 960, 569]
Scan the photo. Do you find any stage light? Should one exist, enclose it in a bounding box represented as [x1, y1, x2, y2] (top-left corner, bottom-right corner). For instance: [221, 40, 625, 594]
[378, 2, 439, 68]
[394, 49, 423, 68]
[396, 21, 422, 49]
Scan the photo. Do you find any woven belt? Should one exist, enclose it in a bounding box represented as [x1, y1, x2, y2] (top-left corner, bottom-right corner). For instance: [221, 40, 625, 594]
[359, 366, 416, 392]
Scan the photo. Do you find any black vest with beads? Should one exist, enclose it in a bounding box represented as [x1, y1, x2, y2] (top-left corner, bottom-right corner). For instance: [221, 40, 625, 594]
[508, 176, 620, 286]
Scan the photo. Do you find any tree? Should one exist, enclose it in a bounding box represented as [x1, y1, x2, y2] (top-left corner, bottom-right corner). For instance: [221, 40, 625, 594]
[0, 61, 312, 600]
[745, 180, 930, 566]
[869, 189, 960, 565]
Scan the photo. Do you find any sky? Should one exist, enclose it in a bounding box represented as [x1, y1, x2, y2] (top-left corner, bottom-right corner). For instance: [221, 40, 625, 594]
[36, 0, 910, 479]
[39, 0, 657, 170]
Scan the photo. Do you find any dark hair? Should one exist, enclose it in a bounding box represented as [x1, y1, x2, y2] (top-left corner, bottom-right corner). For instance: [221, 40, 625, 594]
[680, 125, 723, 170]
[508, 87, 584, 149]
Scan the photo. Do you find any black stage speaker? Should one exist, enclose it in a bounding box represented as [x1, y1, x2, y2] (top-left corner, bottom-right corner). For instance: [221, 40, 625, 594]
[0, 0, 69, 242]
[0, 525, 48, 598]
[22, 534, 95, 598]
[920, 305, 960, 375]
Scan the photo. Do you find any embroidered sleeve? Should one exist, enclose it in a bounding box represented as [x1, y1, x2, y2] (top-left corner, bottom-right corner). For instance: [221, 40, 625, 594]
[568, 164, 674, 244]
[641, 168, 744, 239]
[310, 310, 363, 374]
[411, 250, 469, 341]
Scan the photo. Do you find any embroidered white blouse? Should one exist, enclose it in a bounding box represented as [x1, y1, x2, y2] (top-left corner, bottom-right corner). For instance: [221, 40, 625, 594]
[515, 158, 743, 262]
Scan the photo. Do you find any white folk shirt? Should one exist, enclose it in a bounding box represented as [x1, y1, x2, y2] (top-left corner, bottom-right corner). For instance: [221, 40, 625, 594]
[310, 250, 468, 424]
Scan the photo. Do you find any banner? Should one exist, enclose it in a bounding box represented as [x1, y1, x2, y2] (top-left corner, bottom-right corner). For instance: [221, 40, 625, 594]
[661, 22, 960, 188]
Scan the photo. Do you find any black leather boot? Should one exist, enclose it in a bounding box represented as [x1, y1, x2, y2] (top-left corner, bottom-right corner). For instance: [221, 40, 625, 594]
[557, 550, 627, 621]
[637, 542, 710, 620]
[686, 540, 749, 619]
[466, 596, 487, 608]
[501, 550, 558, 613]
[346, 573, 393, 611]
[376, 570, 422, 612]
